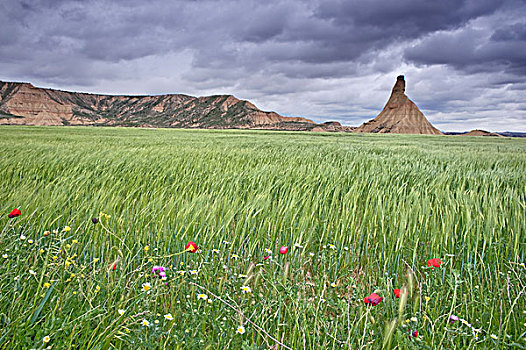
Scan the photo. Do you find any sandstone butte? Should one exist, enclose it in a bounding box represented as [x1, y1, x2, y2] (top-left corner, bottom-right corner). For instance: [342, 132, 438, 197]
[0, 80, 354, 132]
[355, 75, 442, 135]
[463, 129, 503, 137]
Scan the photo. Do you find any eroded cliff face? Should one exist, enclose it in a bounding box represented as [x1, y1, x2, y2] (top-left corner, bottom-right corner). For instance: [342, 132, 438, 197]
[0, 81, 326, 130]
[355, 76, 442, 135]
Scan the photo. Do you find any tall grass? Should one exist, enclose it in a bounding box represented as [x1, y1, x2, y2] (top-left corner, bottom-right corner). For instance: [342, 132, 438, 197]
[0, 126, 524, 349]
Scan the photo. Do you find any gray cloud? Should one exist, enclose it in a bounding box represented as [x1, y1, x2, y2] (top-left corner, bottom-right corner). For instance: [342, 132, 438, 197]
[1, 0, 525, 131]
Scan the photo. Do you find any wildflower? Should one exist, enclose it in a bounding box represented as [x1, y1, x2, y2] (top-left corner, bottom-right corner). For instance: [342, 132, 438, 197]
[39, 249, 44, 253]
[223, 240, 230, 245]
[66, 244, 71, 249]
[43, 230, 50, 236]
[241, 286, 252, 293]
[330, 282, 337, 288]
[294, 243, 304, 249]
[142, 282, 152, 293]
[91, 217, 98, 224]
[28, 239, 34, 244]
[364, 293, 383, 306]
[95, 285, 101, 292]
[212, 249, 220, 254]
[410, 317, 418, 322]
[72, 239, 78, 244]
[424, 296, 430, 302]
[411, 330, 418, 338]
[8, 208, 21, 218]
[144, 246, 149, 252]
[490, 334, 498, 340]
[159, 271, 166, 278]
[189, 270, 198, 275]
[118, 309, 125, 316]
[236, 325, 246, 334]
[164, 313, 173, 320]
[43, 335, 50, 343]
[449, 315, 459, 323]
[186, 241, 198, 253]
[43, 282, 51, 288]
[265, 248, 272, 254]
[93, 258, 99, 263]
[427, 258, 442, 268]
[29, 269, 36, 275]
[344, 247, 349, 251]
[20, 234, 26, 240]
[53, 229, 58, 234]
[197, 293, 208, 300]
[63, 226, 71, 232]
[2, 254, 7, 259]
[110, 263, 117, 271]
[279, 246, 289, 254]
[328, 244, 336, 250]
[394, 289, 408, 298]
[142, 319, 150, 327]
[231, 254, 240, 260]
[238, 274, 247, 278]
[152, 266, 166, 274]
[177, 270, 185, 275]
[263, 255, 270, 260]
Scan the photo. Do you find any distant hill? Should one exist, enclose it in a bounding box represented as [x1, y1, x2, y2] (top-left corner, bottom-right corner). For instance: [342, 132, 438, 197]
[355, 76, 442, 135]
[0, 80, 351, 131]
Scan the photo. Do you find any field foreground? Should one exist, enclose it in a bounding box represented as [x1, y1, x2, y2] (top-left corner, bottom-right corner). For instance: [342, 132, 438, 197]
[0, 126, 525, 349]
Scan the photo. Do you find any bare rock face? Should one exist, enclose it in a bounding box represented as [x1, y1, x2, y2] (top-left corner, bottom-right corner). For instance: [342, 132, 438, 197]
[0, 80, 319, 130]
[463, 129, 503, 137]
[355, 76, 442, 135]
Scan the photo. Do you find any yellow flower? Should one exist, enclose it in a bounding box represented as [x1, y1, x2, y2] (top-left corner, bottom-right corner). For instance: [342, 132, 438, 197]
[53, 230, 58, 234]
[28, 239, 34, 244]
[164, 313, 173, 320]
[231, 254, 240, 260]
[65, 261, 71, 267]
[330, 282, 337, 288]
[43, 282, 51, 288]
[424, 296, 431, 302]
[95, 285, 101, 292]
[39, 249, 45, 253]
[236, 325, 246, 334]
[2, 254, 7, 259]
[197, 293, 208, 300]
[63, 226, 71, 232]
[43, 335, 50, 343]
[148, 258, 153, 262]
[66, 244, 71, 249]
[72, 240, 78, 244]
[142, 319, 150, 327]
[144, 246, 149, 252]
[52, 256, 58, 260]
[241, 286, 252, 293]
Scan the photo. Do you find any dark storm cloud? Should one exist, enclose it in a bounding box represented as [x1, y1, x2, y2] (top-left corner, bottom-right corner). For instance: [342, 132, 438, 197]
[1, 0, 525, 131]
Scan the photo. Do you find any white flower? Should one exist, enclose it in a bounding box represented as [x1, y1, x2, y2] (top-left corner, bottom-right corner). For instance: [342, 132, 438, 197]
[231, 254, 240, 260]
[29, 270, 36, 275]
[328, 244, 336, 250]
[238, 274, 248, 278]
[410, 317, 418, 322]
[241, 285, 252, 293]
[197, 293, 208, 300]
[142, 319, 150, 327]
[142, 282, 152, 294]
[330, 282, 337, 288]
[344, 247, 349, 251]
[293, 243, 303, 249]
[490, 334, 498, 340]
[43, 335, 51, 343]
[236, 325, 246, 334]
[189, 270, 198, 275]
[164, 313, 174, 320]
[265, 248, 272, 254]
[20, 235, 26, 240]
[212, 249, 220, 254]
[2, 254, 7, 259]
[118, 309, 125, 316]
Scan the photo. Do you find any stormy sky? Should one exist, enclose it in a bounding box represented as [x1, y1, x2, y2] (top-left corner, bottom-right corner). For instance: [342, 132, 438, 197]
[1, 0, 525, 131]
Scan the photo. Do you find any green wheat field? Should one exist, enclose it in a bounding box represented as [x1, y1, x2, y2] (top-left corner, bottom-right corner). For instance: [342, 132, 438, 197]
[0, 125, 525, 349]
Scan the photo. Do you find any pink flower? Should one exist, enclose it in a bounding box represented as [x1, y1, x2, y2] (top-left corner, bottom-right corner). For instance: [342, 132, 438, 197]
[279, 246, 289, 254]
[263, 255, 270, 260]
[152, 266, 166, 274]
[411, 330, 418, 338]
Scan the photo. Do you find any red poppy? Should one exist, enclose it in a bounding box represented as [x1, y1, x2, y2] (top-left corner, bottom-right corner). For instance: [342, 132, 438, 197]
[186, 241, 198, 253]
[364, 293, 383, 306]
[411, 330, 418, 338]
[426, 258, 442, 268]
[110, 263, 117, 271]
[279, 246, 289, 254]
[8, 208, 21, 218]
[263, 255, 270, 260]
[394, 288, 408, 298]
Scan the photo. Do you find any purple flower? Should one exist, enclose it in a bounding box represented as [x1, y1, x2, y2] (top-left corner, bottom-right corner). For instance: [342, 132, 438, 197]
[92, 217, 98, 224]
[449, 315, 459, 323]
